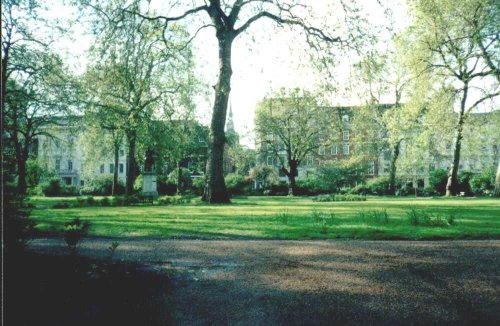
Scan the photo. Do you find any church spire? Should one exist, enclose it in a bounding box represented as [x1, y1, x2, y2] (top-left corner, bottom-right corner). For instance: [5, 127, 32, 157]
[226, 98, 235, 132]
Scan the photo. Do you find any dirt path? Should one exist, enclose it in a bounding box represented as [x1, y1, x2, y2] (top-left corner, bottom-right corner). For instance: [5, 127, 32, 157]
[30, 238, 500, 325]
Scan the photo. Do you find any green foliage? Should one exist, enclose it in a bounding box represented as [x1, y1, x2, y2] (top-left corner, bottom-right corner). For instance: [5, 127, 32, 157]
[52, 202, 71, 209]
[157, 176, 177, 195]
[470, 166, 496, 196]
[225, 173, 252, 196]
[80, 176, 125, 196]
[313, 194, 367, 202]
[100, 197, 110, 206]
[311, 210, 337, 234]
[133, 175, 143, 192]
[366, 177, 390, 195]
[168, 168, 192, 192]
[428, 168, 448, 195]
[63, 218, 91, 256]
[192, 177, 205, 196]
[41, 178, 62, 197]
[406, 207, 454, 227]
[157, 195, 192, 205]
[275, 211, 290, 225]
[356, 210, 389, 225]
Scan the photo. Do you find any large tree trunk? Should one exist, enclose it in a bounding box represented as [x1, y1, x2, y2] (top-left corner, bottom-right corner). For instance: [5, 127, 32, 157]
[388, 140, 402, 195]
[494, 159, 500, 197]
[202, 33, 234, 203]
[445, 84, 468, 197]
[287, 160, 299, 196]
[126, 130, 137, 195]
[112, 140, 119, 196]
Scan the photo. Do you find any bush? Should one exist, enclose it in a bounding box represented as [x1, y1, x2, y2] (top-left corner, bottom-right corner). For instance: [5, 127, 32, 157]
[157, 195, 192, 205]
[428, 168, 448, 196]
[157, 176, 177, 195]
[470, 166, 495, 196]
[296, 177, 327, 196]
[266, 182, 289, 196]
[101, 197, 110, 206]
[133, 175, 143, 192]
[192, 177, 205, 196]
[112, 196, 126, 206]
[81, 175, 125, 196]
[225, 173, 252, 196]
[366, 177, 390, 195]
[312, 194, 366, 202]
[125, 195, 140, 206]
[63, 218, 91, 256]
[167, 168, 193, 193]
[41, 178, 62, 197]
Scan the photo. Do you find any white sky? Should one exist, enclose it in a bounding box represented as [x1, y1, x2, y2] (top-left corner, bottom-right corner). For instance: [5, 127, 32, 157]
[38, 0, 410, 147]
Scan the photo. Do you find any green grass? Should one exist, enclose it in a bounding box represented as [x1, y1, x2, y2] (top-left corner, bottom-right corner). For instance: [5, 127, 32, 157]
[29, 196, 500, 240]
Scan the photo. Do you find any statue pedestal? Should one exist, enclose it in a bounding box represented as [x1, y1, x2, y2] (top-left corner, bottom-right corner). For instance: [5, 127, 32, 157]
[142, 172, 159, 198]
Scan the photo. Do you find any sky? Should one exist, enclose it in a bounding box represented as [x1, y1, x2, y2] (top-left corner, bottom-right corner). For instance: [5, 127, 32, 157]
[39, 0, 409, 147]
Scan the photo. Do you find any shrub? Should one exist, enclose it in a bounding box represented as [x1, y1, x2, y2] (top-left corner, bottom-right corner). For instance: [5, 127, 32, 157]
[428, 168, 448, 196]
[225, 173, 252, 196]
[85, 196, 95, 206]
[112, 196, 126, 206]
[366, 177, 390, 195]
[192, 177, 205, 196]
[101, 197, 110, 206]
[296, 176, 327, 196]
[356, 210, 389, 225]
[266, 182, 289, 196]
[157, 176, 177, 195]
[313, 194, 333, 202]
[167, 168, 193, 193]
[41, 178, 62, 197]
[81, 175, 125, 196]
[470, 166, 495, 196]
[125, 195, 140, 206]
[158, 195, 192, 205]
[63, 218, 91, 256]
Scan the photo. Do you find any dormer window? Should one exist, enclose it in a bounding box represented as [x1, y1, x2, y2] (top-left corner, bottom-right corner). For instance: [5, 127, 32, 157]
[343, 131, 350, 141]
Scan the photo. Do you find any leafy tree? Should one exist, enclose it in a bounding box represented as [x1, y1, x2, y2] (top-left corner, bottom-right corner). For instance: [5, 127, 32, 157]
[255, 88, 335, 195]
[407, 0, 500, 196]
[82, 2, 195, 195]
[101, 0, 366, 203]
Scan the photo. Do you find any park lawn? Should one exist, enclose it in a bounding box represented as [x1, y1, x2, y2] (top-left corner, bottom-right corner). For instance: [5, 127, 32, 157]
[29, 196, 500, 240]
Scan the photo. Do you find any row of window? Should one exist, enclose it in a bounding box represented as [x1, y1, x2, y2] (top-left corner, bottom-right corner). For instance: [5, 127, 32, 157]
[100, 163, 124, 174]
[318, 143, 350, 156]
[55, 159, 73, 171]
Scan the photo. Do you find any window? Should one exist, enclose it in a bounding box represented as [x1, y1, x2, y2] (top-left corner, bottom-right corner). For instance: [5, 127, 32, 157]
[100, 164, 104, 174]
[383, 150, 391, 161]
[307, 156, 314, 166]
[63, 177, 71, 185]
[267, 156, 274, 166]
[331, 145, 338, 155]
[384, 163, 390, 174]
[343, 131, 350, 141]
[55, 159, 60, 171]
[68, 160, 73, 171]
[80, 180, 85, 186]
[110, 164, 114, 173]
[119, 163, 124, 173]
[343, 144, 350, 155]
[119, 150, 124, 156]
[318, 146, 325, 155]
[342, 115, 349, 123]
[367, 161, 375, 175]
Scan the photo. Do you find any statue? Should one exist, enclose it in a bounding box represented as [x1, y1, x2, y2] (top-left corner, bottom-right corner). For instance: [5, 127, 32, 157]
[144, 148, 155, 172]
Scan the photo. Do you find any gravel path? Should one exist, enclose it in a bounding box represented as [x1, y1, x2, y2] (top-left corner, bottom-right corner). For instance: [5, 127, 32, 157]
[30, 238, 500, 325]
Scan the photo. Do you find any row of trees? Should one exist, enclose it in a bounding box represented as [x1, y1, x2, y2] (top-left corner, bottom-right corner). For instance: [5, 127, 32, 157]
[255, 0, 499, 197]
[3, 0, 499, 200]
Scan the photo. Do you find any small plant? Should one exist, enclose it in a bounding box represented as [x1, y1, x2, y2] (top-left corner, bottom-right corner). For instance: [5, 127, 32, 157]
[276, 211, 290, 224]
[311, 210, 336, 234]
[107, 241, 120, 260]
[101, 197, 110, 206]
[356, 209, 389, 225]
[76, 196, 87, 207]
[112, 196, 126, 206]
[63, 218, 91, 256]
[158, 195, 192, 205]
[406, 208, 456, 227]
[313, 194, 333, 202]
